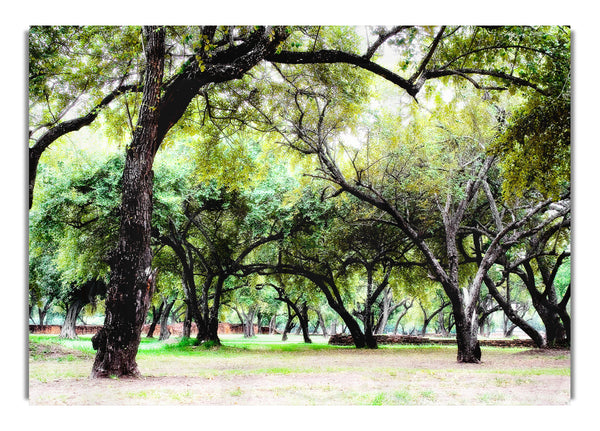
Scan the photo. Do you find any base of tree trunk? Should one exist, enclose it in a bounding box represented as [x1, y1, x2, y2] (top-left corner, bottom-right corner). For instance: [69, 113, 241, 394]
[90, 328, 144, 378]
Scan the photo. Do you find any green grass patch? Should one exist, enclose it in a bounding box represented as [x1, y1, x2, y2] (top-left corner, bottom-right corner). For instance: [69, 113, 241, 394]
[369, 390, 412, 405]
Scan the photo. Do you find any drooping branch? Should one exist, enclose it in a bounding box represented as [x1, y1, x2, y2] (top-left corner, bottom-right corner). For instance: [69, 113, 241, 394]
[425, 68, 549, 95]
[29, 83, 142, 208]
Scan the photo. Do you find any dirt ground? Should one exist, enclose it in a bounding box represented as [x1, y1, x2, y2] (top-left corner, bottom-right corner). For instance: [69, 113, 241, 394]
[28, 341, 570, 406]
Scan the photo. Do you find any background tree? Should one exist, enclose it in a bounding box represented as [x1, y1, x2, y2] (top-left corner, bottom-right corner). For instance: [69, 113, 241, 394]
[280, 79, 569, 361]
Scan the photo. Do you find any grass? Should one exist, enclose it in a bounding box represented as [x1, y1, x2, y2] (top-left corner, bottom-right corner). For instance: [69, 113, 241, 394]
[28, 333, 571, 405]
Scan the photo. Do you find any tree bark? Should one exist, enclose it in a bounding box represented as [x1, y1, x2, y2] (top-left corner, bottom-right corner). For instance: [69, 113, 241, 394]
[452, 302, 481, 363]
[146, 302, 164, 338]
[374, 287, 393, 334]
[91, 26, 165, 378]
[59, 298, 84, 339]
[269, 315, 277, 335]
[297, 302, 312, 344]
[393, 299, 413, 334]
[37, 299, 53, 326]
[205, 274, 225, 345]
[314, 308, 328, 337]
[159, 299, 175, 341]
[282, 304, 295, 341]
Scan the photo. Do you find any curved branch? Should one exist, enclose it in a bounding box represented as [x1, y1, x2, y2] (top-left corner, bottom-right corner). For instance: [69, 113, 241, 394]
[266, 49, 418, 96]
[29, 83, 142, 208]
[425, 68, 548, 95]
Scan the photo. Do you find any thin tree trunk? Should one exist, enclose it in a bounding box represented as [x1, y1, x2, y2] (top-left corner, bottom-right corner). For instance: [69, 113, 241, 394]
[38, 299, 53, 326]
[298, 302, 312, 344]
[363, 270, 377, 348]
[374, 287, 394, 334]
[484, 275, 546, 347]
[393, 299, 413, 335]
[269, 315, 277, 335]
[315, 308, 328, 337]
[146, 302, 164, 338]
[159, 300, 175, 341]
[91, 26, 165, 378]
[282, 304, 295, 341]
[182, 306, 192, 338]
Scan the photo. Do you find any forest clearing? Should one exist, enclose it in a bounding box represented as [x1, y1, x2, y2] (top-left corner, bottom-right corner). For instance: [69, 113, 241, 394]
[29, 334, 570, 405]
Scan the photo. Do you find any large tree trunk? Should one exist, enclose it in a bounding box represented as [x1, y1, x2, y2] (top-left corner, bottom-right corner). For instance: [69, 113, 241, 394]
[204, 274, 225, 345]
[242, 306, 257, 338]
[59, 298, 85, 339]
[91, 26, 165, 378]
[335, 307, 367, 348]
[452, 303, 481, 363]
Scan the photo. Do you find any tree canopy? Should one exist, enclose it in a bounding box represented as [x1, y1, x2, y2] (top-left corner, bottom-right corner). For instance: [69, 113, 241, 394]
[28, 25, 571, 373]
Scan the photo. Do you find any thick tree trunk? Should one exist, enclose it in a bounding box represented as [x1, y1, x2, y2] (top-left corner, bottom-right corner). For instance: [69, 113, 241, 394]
[60, 298, 85, 339]
[537, 306, 566, 347]
[91, 26, 165, 378]
[335, 307, 367, 348]
[452, 304, 481, 363]
[204, 274, 225, 345]
[243, 307, 256, 338]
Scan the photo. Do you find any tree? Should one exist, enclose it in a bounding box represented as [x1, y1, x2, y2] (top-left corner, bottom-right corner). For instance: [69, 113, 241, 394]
[478, 213, 571, 346]
[280, 79, 569, 361]
[418, 291, 451, 336]
[29, 144, 122, 333]
[90, 26, 166, 378]
[31, 25, 570, 373]
[260, 274, 315, 343]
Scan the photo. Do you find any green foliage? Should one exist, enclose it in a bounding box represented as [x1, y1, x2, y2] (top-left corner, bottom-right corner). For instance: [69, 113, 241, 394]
[29, 25, 571, 351]
[492, 94, 570, 201]
[30, 147, 124, 286]
[487, 27, 571, 201]
[29, 26, 143, 134]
